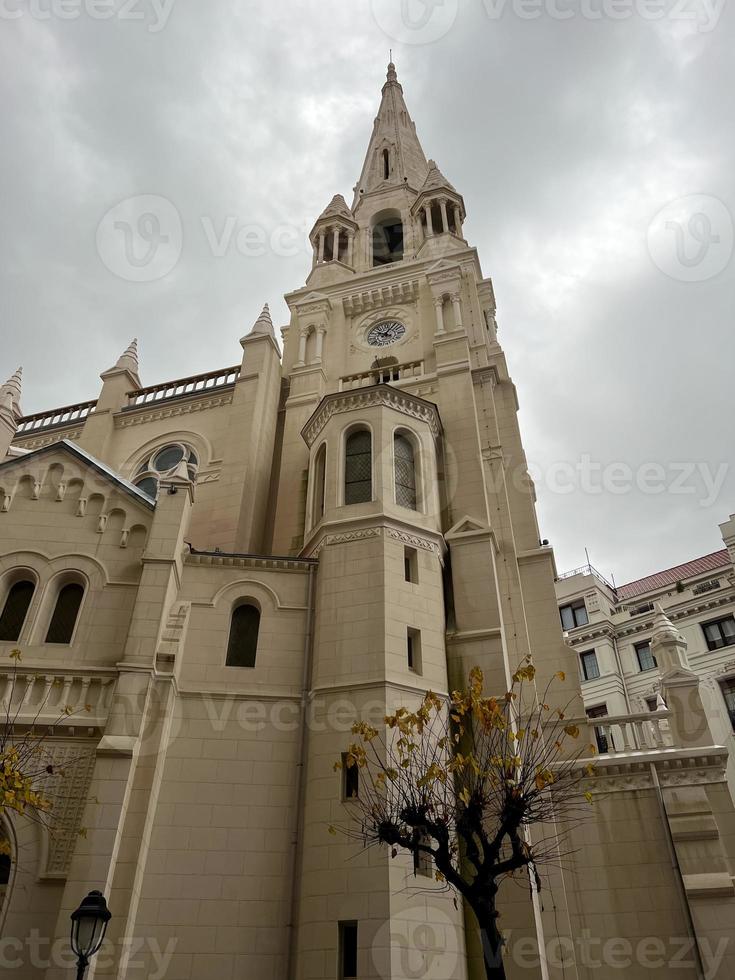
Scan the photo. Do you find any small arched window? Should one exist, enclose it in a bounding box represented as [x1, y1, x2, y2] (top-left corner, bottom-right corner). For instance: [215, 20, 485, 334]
[0, 580, 35, 642]
[226, 603, 261, 668]
[345, 430, 372, 505]
[372, 213, 404, 267]
[312, 444, 327, 525]
[394, 433, 417, 510]
[383, 148, 390, 180]
[45, 583, 85, 644]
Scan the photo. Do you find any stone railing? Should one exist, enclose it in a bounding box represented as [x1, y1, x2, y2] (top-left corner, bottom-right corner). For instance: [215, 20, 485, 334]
[17, 400, 97, 436]
[583, 709, 674, 756]
[0, 669, 116, 729]
[125, 365, 240, 409]
[338, 360, 425, 391]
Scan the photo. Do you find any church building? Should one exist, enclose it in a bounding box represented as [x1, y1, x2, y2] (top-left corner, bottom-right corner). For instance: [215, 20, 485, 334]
[0, 64, 734, 980]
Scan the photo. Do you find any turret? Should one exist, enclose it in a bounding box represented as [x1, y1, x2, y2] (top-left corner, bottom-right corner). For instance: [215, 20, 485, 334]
[309, 195, 358, 274]
[411, 159, 467, 256]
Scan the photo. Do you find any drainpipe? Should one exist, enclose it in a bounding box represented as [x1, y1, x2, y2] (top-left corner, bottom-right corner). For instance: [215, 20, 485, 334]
[649, 763, 706, 980]
[611, 633, 633, 714]
[286, 562, 318, 980]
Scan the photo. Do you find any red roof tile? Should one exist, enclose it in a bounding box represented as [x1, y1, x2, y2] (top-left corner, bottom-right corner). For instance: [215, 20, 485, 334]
[617, 550, 730, 600]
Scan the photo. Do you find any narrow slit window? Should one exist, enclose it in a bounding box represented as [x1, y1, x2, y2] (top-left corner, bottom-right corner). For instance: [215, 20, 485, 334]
[45, 583, 84, 644]
[404, 547, 418, 584]
[0, 580, 35, 642]
[407, 628, 422, 674]
[339, 921, 358, 979]
[342, 753, 359, 800]
[226, 603, 261, 667]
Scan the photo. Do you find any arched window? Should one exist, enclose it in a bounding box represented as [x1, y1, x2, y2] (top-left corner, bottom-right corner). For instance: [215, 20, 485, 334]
[134, 444, 199, 500]
[0, 580, 35, 642]
[394, 433, 417, 510]
[344, 430, 372, 505]
[45, 583, 84, 644]
[382, 148, 390, 180]
[312, 444, 327, 525]
[226, 603, 261, 668]
[372, 213, 404, 266]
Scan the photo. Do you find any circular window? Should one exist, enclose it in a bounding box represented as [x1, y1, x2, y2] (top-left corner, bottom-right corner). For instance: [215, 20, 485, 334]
[153, 445, 185, 472]
[133, 444, 199, 499]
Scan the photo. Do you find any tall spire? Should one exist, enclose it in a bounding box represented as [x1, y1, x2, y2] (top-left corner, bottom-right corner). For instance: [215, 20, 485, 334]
[352, 61, 429, 207]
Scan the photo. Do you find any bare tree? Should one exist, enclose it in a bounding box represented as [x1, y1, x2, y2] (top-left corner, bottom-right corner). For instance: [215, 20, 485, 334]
[331, 660, 596, 980]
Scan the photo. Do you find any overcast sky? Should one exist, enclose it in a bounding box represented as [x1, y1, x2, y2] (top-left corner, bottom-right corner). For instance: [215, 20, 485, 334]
[1, 0, 733, 583]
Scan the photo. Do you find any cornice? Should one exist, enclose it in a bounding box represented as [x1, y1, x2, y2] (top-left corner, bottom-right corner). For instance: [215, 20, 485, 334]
[301, 384, 442, 447]
[186, 551, 317, 572]
[303, 518, 445, 562]
[582, 749, 729, 795]
[115, 392, 233, 427]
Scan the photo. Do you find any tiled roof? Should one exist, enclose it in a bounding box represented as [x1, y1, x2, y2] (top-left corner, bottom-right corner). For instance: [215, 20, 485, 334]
[617, 550, 730, 600]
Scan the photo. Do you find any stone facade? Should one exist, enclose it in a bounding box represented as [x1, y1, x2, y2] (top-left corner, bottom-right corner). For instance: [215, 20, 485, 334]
[0, 64, 733, 980]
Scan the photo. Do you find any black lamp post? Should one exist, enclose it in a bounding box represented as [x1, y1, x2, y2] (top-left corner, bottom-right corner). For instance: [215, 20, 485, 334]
[70, 890, 111, 980]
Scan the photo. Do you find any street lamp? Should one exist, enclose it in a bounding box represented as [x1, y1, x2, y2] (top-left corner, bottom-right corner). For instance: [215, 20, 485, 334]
[70, 890, 111, 980]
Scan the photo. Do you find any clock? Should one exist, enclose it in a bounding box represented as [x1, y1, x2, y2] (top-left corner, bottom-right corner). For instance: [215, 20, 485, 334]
[366, 320, 406, 347]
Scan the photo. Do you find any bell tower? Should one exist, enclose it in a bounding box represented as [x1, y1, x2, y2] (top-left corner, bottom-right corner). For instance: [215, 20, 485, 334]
[275, 62, 581, 979]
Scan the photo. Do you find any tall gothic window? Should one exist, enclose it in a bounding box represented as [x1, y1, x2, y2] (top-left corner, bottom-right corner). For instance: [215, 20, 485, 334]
[312, 444, 327, 525]
[226, 603, 261, 668]
[0, 580, 35, 642]
[344, 430, 372, 505]
[45, 583, 85, 644]
[394, 433, 417, 510]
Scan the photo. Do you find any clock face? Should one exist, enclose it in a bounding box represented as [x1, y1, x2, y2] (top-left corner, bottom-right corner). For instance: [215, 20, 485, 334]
[366, 320, 406, 347]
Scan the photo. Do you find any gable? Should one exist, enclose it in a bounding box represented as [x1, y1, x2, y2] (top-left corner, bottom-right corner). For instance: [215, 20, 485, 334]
[0, 440, 155, 511]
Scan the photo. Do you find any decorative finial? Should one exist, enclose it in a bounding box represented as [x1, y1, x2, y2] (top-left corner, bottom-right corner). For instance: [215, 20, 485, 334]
[115, 338, 139, 370]
[245, 303, 276, 341]
[386, 60, 398, 83]
[1, 367, 23, 417]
